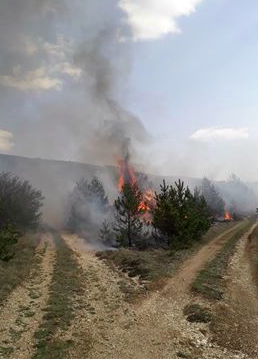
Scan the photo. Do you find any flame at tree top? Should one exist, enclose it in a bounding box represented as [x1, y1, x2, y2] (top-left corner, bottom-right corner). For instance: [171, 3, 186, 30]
[224, 211, 232, 220]
[118, 154, 136, 192]
[117, 157, 154, 222]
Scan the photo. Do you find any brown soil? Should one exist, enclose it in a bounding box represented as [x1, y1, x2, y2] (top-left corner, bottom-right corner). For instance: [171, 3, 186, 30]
[0, 234, 56, 359]
[212, 223, 258, 358]
[62, 223, 248, 359]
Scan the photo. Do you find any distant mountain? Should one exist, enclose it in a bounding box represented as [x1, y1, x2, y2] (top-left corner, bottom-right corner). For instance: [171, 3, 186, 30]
[0, 153, 257, 225]
[0, 154, 117, 226]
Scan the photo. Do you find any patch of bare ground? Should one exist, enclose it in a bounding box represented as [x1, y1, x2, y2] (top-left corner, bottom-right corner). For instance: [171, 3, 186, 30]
[0, 234, 55, 359]
[62, 222, 250, 359]
[211, 222, 258, 358]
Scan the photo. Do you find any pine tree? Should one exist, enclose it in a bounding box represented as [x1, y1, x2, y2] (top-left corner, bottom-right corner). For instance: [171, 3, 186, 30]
[152, 180, 211, 248]
[113, 182, 144, 247]
[99, 220, 112, 245]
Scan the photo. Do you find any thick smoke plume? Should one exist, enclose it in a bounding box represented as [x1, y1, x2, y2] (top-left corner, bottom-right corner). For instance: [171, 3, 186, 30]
[0, 0, 151, 228]
[0, 0, 150, 166]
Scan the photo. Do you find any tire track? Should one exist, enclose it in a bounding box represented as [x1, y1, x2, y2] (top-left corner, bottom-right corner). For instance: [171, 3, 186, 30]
[212, 222, 258, 358]
[0, 234, 56, 359]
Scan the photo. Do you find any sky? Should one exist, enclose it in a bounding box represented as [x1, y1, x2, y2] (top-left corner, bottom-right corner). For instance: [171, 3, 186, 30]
[1, 0, 258, 181]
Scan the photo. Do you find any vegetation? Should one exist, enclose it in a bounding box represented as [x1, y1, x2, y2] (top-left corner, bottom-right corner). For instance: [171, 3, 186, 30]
[201, 178, 225, 218]
[0, 233, 40, 305]
[32, 232, 83, 359]
[0, 226, 20, 261]
[183, 303, 213, 323]
[192, 219, 254, 299]
[97, 222, 237, 298]
[98, 219, 112, 245]
[0, 172, 44, 261]
[68, 177, 109, 233]
[0, 172, 44, 231]
[113, 182, 145, 247]
[152, 180, 211, 249]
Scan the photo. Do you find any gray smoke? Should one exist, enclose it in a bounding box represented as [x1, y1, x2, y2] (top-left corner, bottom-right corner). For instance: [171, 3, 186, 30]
[0, 0, 149, 165]
[0, 0, 151, 227]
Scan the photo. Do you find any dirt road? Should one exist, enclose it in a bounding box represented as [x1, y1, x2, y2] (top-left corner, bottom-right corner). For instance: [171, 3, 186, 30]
[0, 234, 55, 359]
[212, 223, 258, 358]
[62, 222, 252, 359]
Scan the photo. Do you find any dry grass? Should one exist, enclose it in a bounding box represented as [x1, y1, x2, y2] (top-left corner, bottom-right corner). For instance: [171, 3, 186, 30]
[0, 232, 40, 306]
[97, 222, 238, 294]
[32, 232, 84, 359]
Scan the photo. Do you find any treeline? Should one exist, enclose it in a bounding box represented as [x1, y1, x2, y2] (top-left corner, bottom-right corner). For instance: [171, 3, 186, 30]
[0, 172, 44, 260]
[67, 176, 228, 250]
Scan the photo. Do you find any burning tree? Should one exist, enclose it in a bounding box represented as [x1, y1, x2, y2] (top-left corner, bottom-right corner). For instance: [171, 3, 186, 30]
[113, 182, 145, 247]
[152, 180, 210, 248]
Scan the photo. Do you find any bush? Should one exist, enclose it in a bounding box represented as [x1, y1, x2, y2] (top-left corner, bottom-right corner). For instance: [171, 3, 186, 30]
[0, 172, 44, 231]
[0, 226, 20, 261]
[0, 172, 44, 261]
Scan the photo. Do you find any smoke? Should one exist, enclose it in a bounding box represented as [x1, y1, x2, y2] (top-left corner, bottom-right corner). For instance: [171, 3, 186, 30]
[0, 0, 150, 167]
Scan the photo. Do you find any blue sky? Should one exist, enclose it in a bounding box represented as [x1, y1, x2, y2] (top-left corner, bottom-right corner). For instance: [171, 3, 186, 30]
[128, 0, 258, 139]
[0, 0, 258, 180]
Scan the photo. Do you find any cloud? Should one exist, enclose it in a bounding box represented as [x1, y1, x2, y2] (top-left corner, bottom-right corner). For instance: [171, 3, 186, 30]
[190, 127, 249, 141]
[118, 0, 205, 41]
[0, 130, 14, 151]
[0, 35, 83, 91]
[0, 67, 62, 91]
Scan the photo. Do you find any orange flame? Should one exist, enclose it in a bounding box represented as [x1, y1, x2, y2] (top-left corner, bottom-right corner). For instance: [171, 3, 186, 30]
[224, 211, 232, 220]
[118, 158, 137, 192]
[117, 159, 154, 223]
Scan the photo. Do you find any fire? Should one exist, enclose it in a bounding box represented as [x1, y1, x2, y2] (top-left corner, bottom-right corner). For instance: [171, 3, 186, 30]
[224, 211, 232, 221]
[118, 158, 137, 192]
[117, 158, 154, 222]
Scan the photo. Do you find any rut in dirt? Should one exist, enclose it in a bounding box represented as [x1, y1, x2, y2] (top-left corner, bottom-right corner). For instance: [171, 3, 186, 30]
[0, 234, 56, 359]
[212, 222, 258, 358]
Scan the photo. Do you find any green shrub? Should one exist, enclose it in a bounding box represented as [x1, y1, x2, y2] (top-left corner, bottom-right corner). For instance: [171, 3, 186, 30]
[0, 226, 20, 261]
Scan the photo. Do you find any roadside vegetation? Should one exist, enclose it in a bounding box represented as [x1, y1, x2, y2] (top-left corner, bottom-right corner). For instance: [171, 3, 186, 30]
[0, 172, 44, 306]
[192, 219, 255, 300]
[0, 172, 44, 261]
[0, 232, 40, 306]
[246, 224, 258, 288]
[32, 232, 84, 359]
[97, 222, 238, 293]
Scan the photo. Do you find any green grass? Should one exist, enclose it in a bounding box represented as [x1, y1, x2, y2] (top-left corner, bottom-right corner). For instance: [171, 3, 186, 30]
[0, 232, 40, 306]
[32, 232, 84, 359]
[192, 219, 255, 300]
